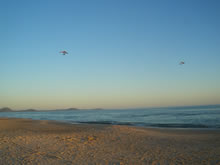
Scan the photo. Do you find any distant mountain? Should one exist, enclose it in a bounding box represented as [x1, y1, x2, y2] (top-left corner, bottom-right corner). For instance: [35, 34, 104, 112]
[19, 109, 38, 112]
[92, 108, 104, 110]
[65, 108, 79, 111]
[52, 108, 79, 111]
[0, 107, 13, 112]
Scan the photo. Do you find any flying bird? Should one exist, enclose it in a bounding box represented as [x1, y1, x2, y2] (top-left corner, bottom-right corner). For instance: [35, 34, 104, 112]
[179, 61, 185, 65]
[60, 51, 68, 55]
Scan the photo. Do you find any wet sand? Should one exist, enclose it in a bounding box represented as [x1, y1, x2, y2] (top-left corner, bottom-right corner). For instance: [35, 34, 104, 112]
[0, 118, 220, 165]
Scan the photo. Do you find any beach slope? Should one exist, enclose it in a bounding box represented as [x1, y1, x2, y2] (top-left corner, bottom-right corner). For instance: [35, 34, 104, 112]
[0, 118, 220, 165]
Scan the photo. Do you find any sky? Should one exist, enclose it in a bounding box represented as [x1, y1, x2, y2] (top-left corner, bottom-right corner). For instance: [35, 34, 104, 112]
[0, 0, 220, 110]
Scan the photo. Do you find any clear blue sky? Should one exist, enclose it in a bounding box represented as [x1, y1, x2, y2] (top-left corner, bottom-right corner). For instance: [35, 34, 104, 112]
[1, 0, 220, 110]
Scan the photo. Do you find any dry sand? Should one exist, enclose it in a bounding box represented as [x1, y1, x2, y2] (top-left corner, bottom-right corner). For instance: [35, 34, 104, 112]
[0, 118, 220, 165]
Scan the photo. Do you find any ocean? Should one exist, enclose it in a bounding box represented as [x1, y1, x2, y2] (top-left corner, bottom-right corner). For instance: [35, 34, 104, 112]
[1, 105, 220, 129]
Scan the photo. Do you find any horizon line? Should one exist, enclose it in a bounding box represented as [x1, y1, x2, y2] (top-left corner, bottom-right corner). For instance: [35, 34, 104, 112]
[1, 104, 220, 111]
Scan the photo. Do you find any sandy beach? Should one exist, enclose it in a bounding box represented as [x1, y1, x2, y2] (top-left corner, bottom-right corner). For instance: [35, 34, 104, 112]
[0, 118, 220, 165]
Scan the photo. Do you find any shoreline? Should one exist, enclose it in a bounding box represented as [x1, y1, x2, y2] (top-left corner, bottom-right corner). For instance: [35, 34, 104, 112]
[1, 116, 220, 131]
[1, 118, 220, 164]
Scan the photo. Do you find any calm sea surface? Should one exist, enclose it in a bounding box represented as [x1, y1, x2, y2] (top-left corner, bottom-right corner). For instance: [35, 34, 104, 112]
[1, 105, 220, 129]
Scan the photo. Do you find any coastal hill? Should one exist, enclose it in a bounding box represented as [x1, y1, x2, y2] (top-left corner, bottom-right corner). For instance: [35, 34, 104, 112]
[92, 108, 104, 110]
[0, 107, 13, 112]
[19, 109, 38, 112]
[0, 107, 109, 112]
[63, 108, 79, 111]
[0, 107, 81, 112]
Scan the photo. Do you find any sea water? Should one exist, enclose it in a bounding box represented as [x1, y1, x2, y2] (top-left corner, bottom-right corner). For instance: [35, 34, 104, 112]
[0, 105, 220, 129]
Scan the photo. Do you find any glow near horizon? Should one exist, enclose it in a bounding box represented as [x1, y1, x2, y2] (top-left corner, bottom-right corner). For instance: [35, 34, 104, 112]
[0, 0, 220, 110]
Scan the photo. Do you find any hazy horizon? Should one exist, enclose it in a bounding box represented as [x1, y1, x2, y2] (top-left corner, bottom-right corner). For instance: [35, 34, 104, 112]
[1, 104, 220, 112]
[1, 0, 220, 110]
